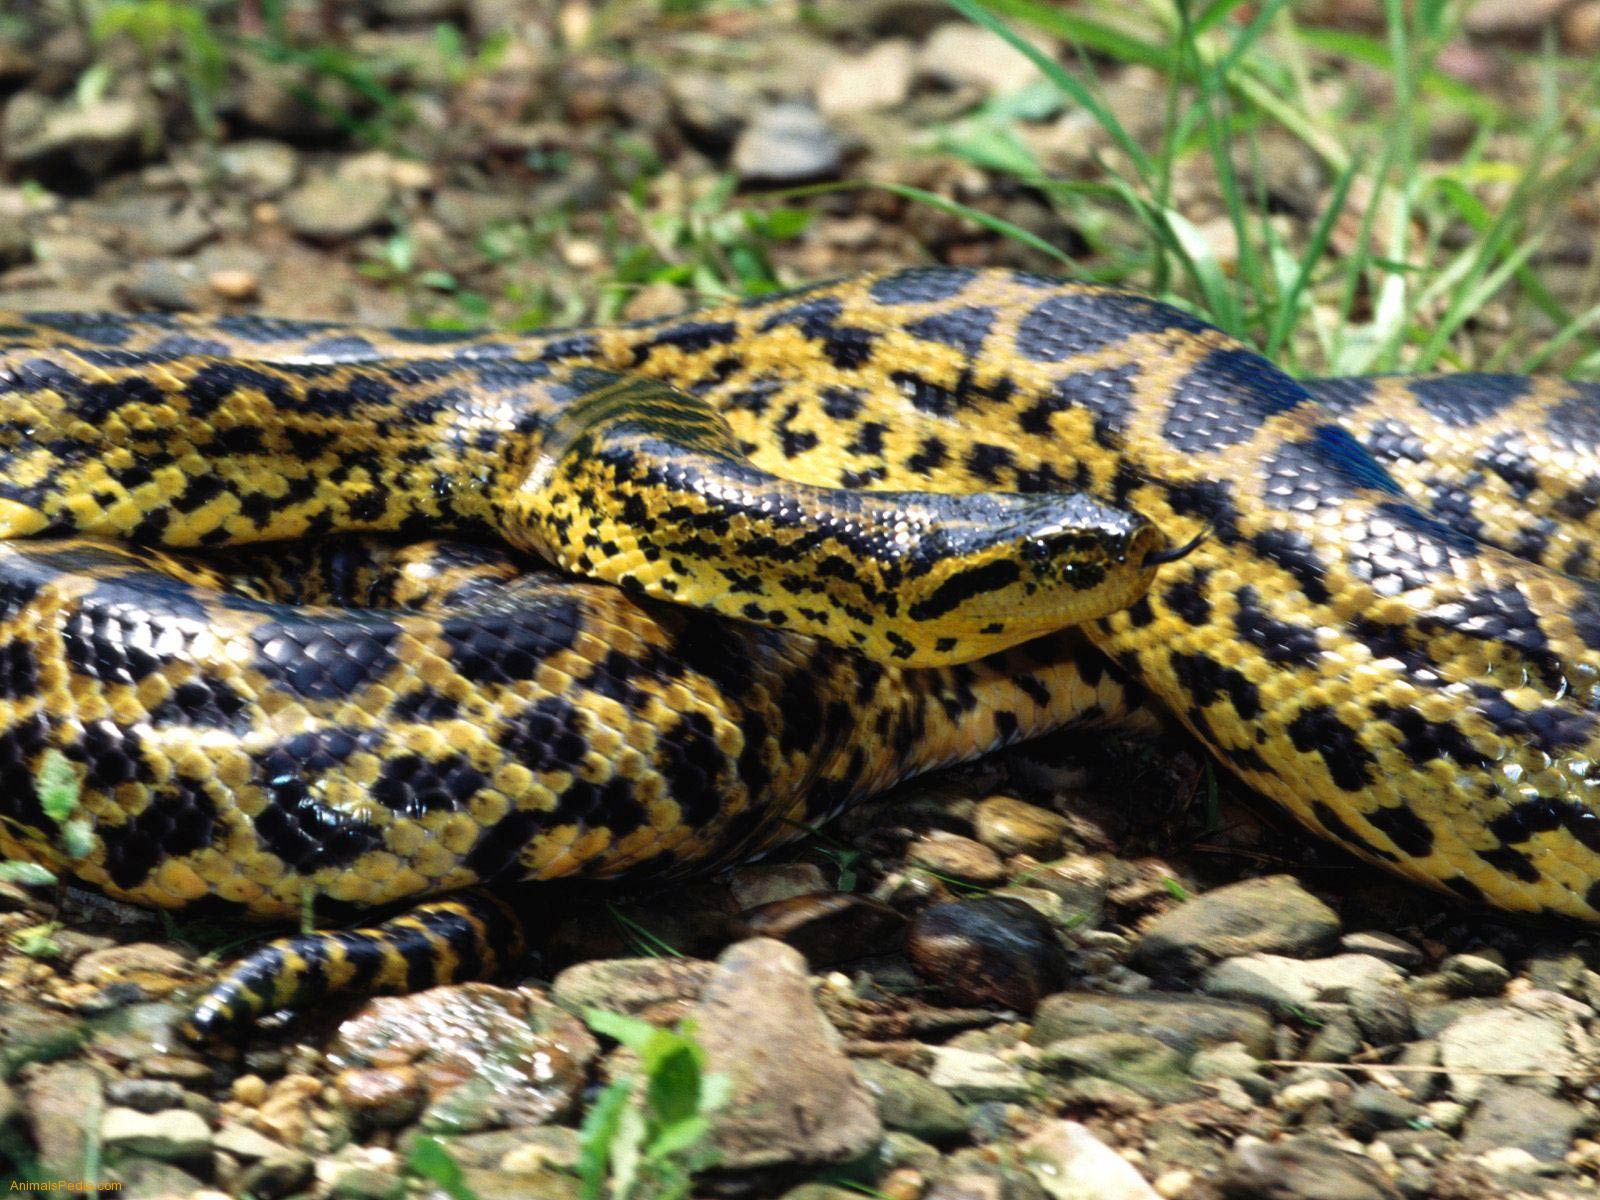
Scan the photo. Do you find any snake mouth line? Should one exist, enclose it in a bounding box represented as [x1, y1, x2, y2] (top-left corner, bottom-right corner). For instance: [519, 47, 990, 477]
[1143, 525, 1212, 567]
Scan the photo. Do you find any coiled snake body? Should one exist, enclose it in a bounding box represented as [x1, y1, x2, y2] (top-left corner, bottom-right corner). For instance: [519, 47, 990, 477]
[2, 267, 1599, 1036]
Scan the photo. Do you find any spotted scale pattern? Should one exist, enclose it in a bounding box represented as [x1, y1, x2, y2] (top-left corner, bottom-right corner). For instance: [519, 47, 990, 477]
[4, 268, 1600, 1033]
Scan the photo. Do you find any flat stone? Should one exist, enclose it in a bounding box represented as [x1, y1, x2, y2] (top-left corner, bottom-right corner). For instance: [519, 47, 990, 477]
[1437, 1008, 1574, 1100]
[1039, 1033, 1196, 1102]
[973, 796, 1073, 860]
[1030, 992, 1274, 1058]
[1338, 932, 1423, 968]
[218, 139, 300, 199]
[550, 957, 715, 1023]
[731, 103, 845, 184]
[906, 831, 1006, 886]
[925, 1046, 1035, 1103]
[694, 938, 882, 1169]
[23, 1063, 101, 1178]
[730, 863, 830, 909]
[1201, 953, 1404, 1014]
[100, 1107, 211, 1161]
[852, 1058, 967, 1143]
[1020, 1120, 1159, 1199]
[918, 23, 1046, 93]
[816, 40, 915, 116]
[1460, 1083, 1587, 1161]
[1219, 1136, 1402, 1199]
[1131, 875, 1341, 977]
[1438, 953, 1509, 997]
[283, 174, 393, 244]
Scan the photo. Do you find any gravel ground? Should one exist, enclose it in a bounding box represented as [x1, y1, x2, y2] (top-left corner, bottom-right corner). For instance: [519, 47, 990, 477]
[2, 3, 1600, 1199]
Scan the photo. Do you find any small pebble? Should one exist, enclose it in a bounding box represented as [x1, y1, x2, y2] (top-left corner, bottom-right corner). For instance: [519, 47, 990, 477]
[907, 831, 1006, 887]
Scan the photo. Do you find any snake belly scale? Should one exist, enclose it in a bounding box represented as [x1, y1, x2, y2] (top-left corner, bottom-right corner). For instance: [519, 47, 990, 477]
[3, 266, 1600, 1036]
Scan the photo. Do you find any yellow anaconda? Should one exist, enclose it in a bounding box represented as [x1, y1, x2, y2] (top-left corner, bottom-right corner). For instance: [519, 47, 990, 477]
[2, 266, 1600, 1038]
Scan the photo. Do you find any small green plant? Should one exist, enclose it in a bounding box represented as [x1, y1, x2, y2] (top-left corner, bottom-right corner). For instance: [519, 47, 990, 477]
[577, 1009, 730, 1200]
[8, 922, 63, 959]
[406, 1136, 482, 1200]
[92, 0, 228, 138]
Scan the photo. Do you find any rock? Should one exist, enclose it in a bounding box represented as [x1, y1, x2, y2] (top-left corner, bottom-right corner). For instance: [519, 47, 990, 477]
[737, 892, 907, 965]
[1438, 953, 1509, 997]
[694, 938, 881, 1169]
[550, 957, 716, 1023]
[1020, 1120, 1160, 1199]
[1338, 932, 1423, 969]
[1303, 1012, 1363, 1063]
[1040, 1033, 1196, 1102]
[120, 259, 206, 311]
[334, 985, 598, 1132]
[730, 863, 831, 909]
[1201, 954, 1404, 1014]
[1348, 982, 1412, 1047]
[1, 93, 153, 180]
[918, 23, 1046, 94]
[909, 897, 1069, 1011]
[1460, 1084, 1586, 1161]
[853, 1058, 968, 1142]
[1565, 1, 1600, 51]
[1020, 855, 1110, 926]
[283, 174, 393, 244]
[973, 796, 1073, 860]
[219, 140, 300, 199]
[1131, 876, 1341, 977]
[668, 73, 756, 147]
[334, 1066, 426, 1130]
[100, 1107, 211, 1161]
[1219, 1136, 1402, 1199]
[1436, 1007, 1574, 1099]
[732, 103, 846, 185]
[925, 1046, 1035, 1103]
[1030, 993, 1274, 1058]
[22, 1064, 101, 1177]
[816, 40, 916, 116]
[906, 831, 1007, 886]
[1463, 0, 1569, 38]
[1190, 1043, 1272, 1100]
[1340, 1085, 1424, 1137]
[104, 1079, 189, 1114]
[208, 268, 262, 303]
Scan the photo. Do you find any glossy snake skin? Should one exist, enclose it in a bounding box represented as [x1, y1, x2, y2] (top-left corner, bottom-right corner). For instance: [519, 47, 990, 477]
[3, 267, 1600, 1036]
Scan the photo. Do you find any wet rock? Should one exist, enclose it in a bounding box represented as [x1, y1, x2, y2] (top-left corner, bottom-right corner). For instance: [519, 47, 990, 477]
[1436, 1007, 1574, 1099]
[730, 863, 831, 909]
[334, 1066, 426, 1130]
[974, 796, 1073, 860]
[1039, 1033, 1196, 1102]
[1030, 992, 1274, 1058]
[925, 1046, 1035, 1103]
[918, 23, 1045, 94]
[907, 831, 1007, 886]
[219, 140, 300, 199]
[100, 1107, 211, 1162]
[550, 957, 715, 1023]
[1, 93, 153, 180]
[120, 259, 206, 311]
[738, 892, 906, 965]
[910, 897, 1069, 1010]
[283, 173, 394, 244]
[1459, 1083, 1587, 1161]
[1219, 1135, 1402, 1199]
[334, 984, 598, 1132]
[853, 1058, 968, 1142]
[1340, 1085, 1424, 1137]
[1020, 1119, 1159, 1199]
[1202, 954, 1404, 1014]
[23, 1064, 102, 1177]
[732, 103, 846, 184]
[1438, 953, 1509, 997]
[1131, 876, 1341, 977]
[816, 40, 916, 116]
[104, 1078, 188, 1113]
[694, 938, 881, 1169]
[1338, 932, 1424, 969]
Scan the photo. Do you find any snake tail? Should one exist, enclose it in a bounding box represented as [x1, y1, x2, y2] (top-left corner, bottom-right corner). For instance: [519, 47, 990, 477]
[179, 889, 526, 1042]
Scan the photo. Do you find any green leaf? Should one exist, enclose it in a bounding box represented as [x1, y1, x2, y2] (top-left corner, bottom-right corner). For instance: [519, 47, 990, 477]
[576, 1079, 632, 1200]
[644, 1115, 712, 1162]
[584, 1007, 667, 1054]
[38, 750, 79, 828]
[406, 1136, 479, 1200]
[645, 1042, 703, 1127]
